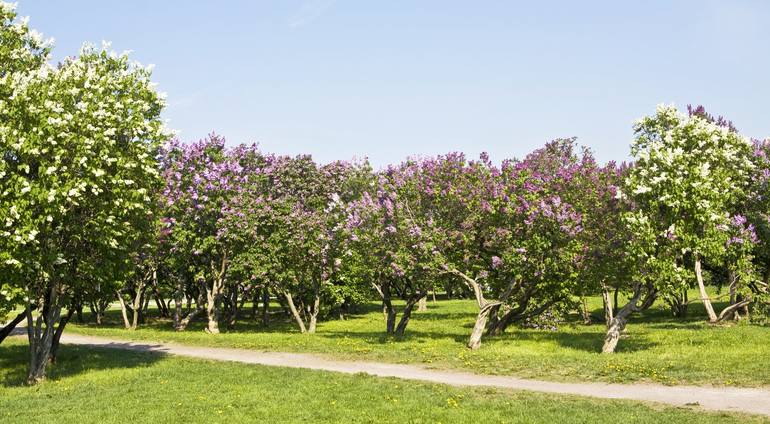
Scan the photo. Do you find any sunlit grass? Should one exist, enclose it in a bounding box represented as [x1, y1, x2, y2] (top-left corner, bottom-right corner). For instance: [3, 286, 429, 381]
[61, 288, 770, 387]
[0, 338, 765, 424]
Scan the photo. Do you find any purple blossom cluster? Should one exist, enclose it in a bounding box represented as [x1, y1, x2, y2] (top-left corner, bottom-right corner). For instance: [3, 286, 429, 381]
[345, 139, 591, 300]
[159, 134, 261, 239]
[687, 104, 738, 133]
[726, 214, 759, 246]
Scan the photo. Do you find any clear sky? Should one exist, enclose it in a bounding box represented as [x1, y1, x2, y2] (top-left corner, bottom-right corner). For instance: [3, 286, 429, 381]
[15, 0, 770, 168]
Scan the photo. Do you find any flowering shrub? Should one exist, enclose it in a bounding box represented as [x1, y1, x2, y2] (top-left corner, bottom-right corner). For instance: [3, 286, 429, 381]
[218, 153, 371, 333]
[5, 0, 770, 379]
[0, 2, 168, 382]
[158, 135, 262, 333]
[347, 143, 588, 342]
[621, 104, 754, 323]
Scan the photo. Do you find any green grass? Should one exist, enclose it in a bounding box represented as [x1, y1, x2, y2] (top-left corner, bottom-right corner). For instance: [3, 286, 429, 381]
[64, 289, 770, 387]
[0, 338, 765, 424]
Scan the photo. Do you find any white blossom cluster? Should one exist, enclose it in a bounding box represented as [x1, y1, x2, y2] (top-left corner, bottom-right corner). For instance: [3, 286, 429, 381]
[0, 2, 169, 312]
[624, 104, 753, 252]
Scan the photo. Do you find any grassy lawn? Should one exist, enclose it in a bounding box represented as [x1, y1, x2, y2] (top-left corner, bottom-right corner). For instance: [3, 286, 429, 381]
[0, 338, 765, 424]
[62, 289, 770, 388]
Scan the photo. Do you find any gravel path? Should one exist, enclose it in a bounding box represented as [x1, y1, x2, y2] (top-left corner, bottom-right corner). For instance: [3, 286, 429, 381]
[55, 333, 770, 417]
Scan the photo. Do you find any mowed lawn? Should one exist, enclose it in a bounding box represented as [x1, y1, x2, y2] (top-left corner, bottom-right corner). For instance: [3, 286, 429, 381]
[0, 339, 766, 424]
[64, 289, 770, 387]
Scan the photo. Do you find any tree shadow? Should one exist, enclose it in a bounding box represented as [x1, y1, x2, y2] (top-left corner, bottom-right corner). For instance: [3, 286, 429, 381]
[486, 329, 657, 353]
[641, 322, 709, 330]
[315, 329, 469, 344]
[0, 338, 167, 387]
[416, 312, 478, 321]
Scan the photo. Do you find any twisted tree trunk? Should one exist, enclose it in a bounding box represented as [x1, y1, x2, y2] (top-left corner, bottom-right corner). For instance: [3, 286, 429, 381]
[717, 298, 752, 322]
[176, 307, 203, 331]
[694, 254, 718, 322]
[394, 294, 423, 336]
[448, 269, 516, 348]
[603, 283, 656, 353]
[205, 255, 228, 334]
[205, 282, 222, 334]
[468, 301, 501, 349]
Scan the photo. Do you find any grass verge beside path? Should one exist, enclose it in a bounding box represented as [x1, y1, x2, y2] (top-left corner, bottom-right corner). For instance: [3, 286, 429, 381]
[65, 294, 770, 387]
[0, 338, 766, 424]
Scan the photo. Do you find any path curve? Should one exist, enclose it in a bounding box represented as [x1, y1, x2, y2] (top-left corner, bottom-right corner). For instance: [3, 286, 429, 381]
[57, 333, 770, 417]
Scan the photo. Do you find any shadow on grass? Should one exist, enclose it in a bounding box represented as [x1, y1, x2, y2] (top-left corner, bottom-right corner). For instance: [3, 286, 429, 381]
[314, 329, 470, 345]
[481, 329, 656, 354]
[0, 339, 167, 387]
[67, 296, 735, 356]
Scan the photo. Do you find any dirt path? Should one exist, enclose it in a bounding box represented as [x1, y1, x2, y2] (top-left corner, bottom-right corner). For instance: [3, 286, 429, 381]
[55, 333, 770, 417]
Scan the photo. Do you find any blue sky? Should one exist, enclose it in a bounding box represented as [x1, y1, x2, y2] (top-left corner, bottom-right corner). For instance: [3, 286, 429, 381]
[16, 1, 770, 167]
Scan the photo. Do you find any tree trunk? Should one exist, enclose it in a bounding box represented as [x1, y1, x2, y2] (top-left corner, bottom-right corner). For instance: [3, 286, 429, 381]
[230, 288, 245, 329]
[580, 296, 591, 324]
[130, 281, 145, 330]
[487, 298, 557, 336]
[718, 298, 752, 322]
[176, 307, 203, 331]
[153, 296, 164, 318]
[307, 292, 320, 334]
[728, 271, 737, 305]
[601, 286, 614, 329]
[49, 308, 74, 364]
[383, 298, 396, 334]
[205, 255, 228, 334]
[0, 311, 26, 344]
[377, 282, 397, 334]
[602, 284, 656, 353]
[173, 283, 183, 329]
[394, 296, 420, 336]
[467, 302, 498, 350]
[26, 286, 62, 385]
[205, 277, 223, 334]
[602, 306, 633, 354]
[205, 291, 220, 334]
[116, 290, 131, 329]
[251, 289, 259, 319]
[152, 273, 169, 319]
[283, 291, 307, 333]
[694, 254, 718, 322]
[261, 288, 270, 326]
[417, 295, 428, 312]
[486, 304, 502, 333]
